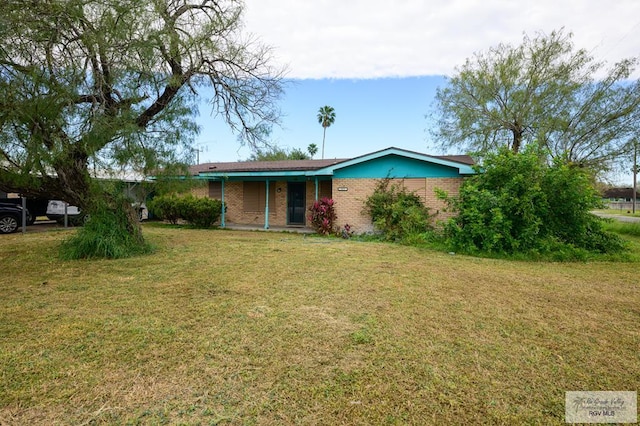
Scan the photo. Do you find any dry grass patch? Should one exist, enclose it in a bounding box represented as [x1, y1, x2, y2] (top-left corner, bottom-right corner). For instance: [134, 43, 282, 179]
[0, 226, 638, 425]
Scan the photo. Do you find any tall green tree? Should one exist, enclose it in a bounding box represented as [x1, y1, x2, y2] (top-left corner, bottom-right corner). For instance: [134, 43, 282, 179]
[248, 146, 310, 161]
[317, 105, 335, 159]
[431, 29, 640, 171]
[0, 0, 283, 255]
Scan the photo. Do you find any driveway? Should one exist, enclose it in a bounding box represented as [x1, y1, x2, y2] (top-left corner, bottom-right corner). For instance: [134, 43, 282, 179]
[11, 220, 71, 234]
[592, 212, 640, 223]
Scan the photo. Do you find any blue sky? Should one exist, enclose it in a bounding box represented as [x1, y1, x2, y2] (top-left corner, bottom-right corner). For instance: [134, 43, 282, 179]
[195, 77, 446, 163]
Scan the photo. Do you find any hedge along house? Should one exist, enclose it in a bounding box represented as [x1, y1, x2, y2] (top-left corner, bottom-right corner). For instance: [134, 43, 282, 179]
[188, 147, 475, 233]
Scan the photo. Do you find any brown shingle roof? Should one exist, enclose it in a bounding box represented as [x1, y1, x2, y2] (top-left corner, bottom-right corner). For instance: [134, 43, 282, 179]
[189, 158, 349, 175]
[603, 187, 639, 199]
[432, 155, 475, 166]
[189, 148, 476, 176]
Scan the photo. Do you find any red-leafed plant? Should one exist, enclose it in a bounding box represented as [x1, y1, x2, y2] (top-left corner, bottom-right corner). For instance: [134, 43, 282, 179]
[308, 197, 337, 235]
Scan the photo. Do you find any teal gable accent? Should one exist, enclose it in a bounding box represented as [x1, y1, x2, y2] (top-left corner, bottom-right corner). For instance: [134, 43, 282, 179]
[333, 155, 462, 178]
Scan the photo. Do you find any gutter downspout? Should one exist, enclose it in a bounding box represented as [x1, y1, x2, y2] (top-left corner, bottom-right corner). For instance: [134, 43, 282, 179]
[315, 177, 319, 201]
[264, 179, 270, 229]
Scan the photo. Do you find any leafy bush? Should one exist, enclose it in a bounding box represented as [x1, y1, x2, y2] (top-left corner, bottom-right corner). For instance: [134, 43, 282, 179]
[308, 197, 337, 235]
[148, 194, 223, 228]
[60, 198, 152, 260]
[363, 178, 433, 242]
[180, 196, 223, 228]
[148, 194, 184, 224]
[336, 223, 354, 239]
[440, 146, 626, 256]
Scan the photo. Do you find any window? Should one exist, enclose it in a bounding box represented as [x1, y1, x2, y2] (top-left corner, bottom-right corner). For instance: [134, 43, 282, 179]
[319, 180, 332, 199]
[243, 181, 276, 212]
[209, 181, 222, 199]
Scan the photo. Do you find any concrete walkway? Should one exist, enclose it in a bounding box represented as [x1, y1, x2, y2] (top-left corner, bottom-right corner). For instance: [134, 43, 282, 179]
[222, 224, 315, 234]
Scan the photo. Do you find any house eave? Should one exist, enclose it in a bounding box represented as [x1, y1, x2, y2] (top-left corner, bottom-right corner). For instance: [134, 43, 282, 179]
[190, 147, 476, 179]
[199, 170, 313, 179]
[312, 147, 476, 175]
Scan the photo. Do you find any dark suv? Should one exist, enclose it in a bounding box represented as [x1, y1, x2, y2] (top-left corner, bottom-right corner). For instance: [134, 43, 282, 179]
[0, 197, 48, 224]
[0, 202, 27, 234]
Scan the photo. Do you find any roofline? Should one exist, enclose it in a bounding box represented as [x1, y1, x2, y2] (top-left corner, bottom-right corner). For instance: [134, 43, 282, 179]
[195, 147, 476, 178]
[193, 158, 349, 174]
[199, 170, 313, 179]
[312, 147, 476, 175]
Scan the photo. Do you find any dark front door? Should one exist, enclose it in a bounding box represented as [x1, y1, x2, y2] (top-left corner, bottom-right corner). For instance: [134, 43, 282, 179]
[287, 182, 306, 225]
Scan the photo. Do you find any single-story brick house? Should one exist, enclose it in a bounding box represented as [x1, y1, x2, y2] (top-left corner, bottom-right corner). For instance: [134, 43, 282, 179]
[602, 187, 639, 211]
[188, 147, 475, 233]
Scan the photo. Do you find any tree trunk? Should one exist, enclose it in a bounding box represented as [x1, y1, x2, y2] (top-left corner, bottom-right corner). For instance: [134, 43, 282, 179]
[109, 195, 146, 245]
[511, 125, 523, 154]
[54, 153, 91, 209]
[54, 154, 146, 250]
[322, 126, 327, 159]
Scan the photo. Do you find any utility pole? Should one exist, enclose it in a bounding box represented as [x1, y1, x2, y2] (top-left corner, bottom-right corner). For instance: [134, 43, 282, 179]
[633, 140, 638, 214]
[194, 145, 207, 165]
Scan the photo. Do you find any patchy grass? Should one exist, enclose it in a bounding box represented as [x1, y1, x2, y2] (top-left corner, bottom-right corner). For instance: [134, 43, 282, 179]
[1, 226, 639, 425]
[603, 220, 640, 238]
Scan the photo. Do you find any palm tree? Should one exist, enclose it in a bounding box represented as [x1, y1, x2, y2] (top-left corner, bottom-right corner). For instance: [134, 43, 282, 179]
[317, 106, 335, 159]
[307, 143, 318, 158]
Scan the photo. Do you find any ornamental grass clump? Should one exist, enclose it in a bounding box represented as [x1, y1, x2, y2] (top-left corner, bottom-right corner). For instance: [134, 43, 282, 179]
[59, 197, 152, 260]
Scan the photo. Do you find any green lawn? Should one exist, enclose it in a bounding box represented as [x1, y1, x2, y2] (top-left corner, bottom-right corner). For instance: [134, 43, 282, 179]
[1, 226, 639, 425]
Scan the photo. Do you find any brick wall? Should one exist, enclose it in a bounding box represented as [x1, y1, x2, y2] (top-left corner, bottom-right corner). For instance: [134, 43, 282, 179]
[332, 178, 378, 233]
[190, 184, 208, 198]
[221, 181, 289, 226]
[332, 177, 464, 234]
[195, 180, 314, 228]
[192, 177, 463, 232]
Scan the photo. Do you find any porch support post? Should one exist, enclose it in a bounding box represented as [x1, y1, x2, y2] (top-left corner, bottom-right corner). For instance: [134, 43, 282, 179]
[220, 179, 226, 228]
[315, 177, 319, 201]
[264, 179, 270, 229]
[21, 196, 27, 234]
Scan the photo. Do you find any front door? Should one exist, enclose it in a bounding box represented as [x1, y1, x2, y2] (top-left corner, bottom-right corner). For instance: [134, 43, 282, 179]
[287, 182, 306, 225]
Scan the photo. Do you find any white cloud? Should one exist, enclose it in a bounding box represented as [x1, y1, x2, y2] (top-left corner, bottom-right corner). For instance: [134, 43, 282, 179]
[243, 0, 640, 79]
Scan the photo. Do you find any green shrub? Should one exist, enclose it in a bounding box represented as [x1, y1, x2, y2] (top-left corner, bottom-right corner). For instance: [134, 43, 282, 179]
[336, 223, 354, 239]
[440, 145, 626, 256]
[148, 194, 183, 224]
[148, 194, 223, 228]
[363, 178, 433, 242]
[180, 195, 223, 228]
